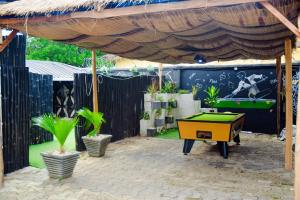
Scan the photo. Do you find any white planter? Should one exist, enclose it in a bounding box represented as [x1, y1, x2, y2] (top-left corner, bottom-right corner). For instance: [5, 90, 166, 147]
[144, 93, 155, 102]
[82, 134, 112, 157]
[140, 119, 152, 137]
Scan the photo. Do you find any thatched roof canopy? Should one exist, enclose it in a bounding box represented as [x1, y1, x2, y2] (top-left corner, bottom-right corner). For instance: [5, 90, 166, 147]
[0, 0, 299, 64]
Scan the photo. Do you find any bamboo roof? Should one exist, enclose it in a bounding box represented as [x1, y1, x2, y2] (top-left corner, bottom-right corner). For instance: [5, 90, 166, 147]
[0, 0, 299, 64]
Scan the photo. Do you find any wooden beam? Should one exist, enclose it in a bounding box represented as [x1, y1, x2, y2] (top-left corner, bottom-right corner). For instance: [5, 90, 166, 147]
[0, 0, 265, 25]
[0, 30, 17, 52]
[92, 49, 99, 112]
[261, 1, 300, 38]
[276, 57, 282, 137]
[285, 38, 293, 171]
[159, 63, 163, 90]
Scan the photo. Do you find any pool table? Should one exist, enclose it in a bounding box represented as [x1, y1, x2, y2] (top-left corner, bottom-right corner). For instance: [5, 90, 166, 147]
[177, 112, 245, 159]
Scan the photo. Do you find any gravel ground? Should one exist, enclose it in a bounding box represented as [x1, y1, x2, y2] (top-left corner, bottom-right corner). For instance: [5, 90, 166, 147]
[0, 133, 294, 200]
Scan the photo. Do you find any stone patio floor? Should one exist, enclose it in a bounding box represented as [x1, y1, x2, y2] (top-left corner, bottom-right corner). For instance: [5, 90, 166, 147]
[0, 133, 294, 200]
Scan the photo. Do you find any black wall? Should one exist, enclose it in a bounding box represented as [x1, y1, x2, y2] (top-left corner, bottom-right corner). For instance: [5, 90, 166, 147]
[1, 35, 30, 174]
[53, 81, 75, 118]
[29, 73, 53, 145]
[74, 74, 156, 151]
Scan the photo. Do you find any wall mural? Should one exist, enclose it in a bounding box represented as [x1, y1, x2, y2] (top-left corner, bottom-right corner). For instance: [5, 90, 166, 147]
[53, 81, 75, 118]
[180, 67, 278, 110]
[282, 68, 300, 116]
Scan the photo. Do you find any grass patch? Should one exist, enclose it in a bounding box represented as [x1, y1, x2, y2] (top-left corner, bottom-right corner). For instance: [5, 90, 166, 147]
[29, 130, 76, 168]
[156, 128, 179, 139]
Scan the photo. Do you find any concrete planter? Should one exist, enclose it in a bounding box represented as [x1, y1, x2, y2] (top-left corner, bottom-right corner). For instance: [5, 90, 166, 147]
[144, 93, 154, 102]
[165, 116, 174, 124]
[151, 101, 161, 110]
[140, 119, 152, 137]
[82, 134, 112, 157]
[154, 118, 165, 127]
[169, 100, 177, 108]
[147, 128, 157, 137]
[41, 151, 80, 179]
[161, 101, 168, 109]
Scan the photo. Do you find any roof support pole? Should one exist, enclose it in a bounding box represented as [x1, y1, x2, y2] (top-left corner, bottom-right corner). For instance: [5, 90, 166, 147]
[92, 49, 98, 112]
[276, 57, 282, 137]
[284, 38, 293, 171]
[0, 29, 2, 44]
[159, 63, 163, 90]
[260, 1, 300, 38]
[294, 14, 300, 200]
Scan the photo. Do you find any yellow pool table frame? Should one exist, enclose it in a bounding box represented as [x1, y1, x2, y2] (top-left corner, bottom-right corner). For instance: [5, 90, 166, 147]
[177, 112, 245, 159]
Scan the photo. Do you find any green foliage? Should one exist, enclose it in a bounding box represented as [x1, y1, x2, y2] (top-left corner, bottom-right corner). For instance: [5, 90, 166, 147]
[204, 85, 220, 108]
[161, 82, 177, 93]
[140, 111, 150, 120]
[156, 96, 163, 102]
[32, 114, 78, 153]
[147, 81, 158, 97]
[166, 105, 173, 116]
[178, 89, 190, 94]
[26, 37, 103, 67]
[155, 108, 162, 118]
[77, 107, 106, 137]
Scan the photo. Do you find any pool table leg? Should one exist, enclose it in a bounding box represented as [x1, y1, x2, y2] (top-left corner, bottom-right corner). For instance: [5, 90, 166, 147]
[233, 134, 240, 145]
[183, 139, 195, 155]
[222, 142, 228, 159]
[217, 141, 228, 159]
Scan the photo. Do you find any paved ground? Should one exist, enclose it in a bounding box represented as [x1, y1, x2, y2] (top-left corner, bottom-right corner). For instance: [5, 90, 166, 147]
[0, 133, 294, 200]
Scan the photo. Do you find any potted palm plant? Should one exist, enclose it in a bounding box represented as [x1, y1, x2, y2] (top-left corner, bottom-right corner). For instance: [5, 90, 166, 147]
[204, 85, 219, 112]
[32, 114, 79, 179]
[77, 107, 112, 157]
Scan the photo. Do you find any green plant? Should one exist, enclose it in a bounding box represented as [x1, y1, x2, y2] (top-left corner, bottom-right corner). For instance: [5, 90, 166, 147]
[204, 85, 220, 108]
[192, 85, 199, 98]
[178, 89, 189, 94]
[166, 105, 173, 116]
[141, 111, 150, 120]
[161, 82, 177, 93]
[77, 107, 106, 137]
[147, 81, 158, 98]
[155, 108, 162, 118]
[156, 96, 163, 102]
[32, 114, 78, 153]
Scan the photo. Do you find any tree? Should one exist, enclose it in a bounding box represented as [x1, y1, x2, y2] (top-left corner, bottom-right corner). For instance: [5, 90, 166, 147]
[26, 37, 106, 67]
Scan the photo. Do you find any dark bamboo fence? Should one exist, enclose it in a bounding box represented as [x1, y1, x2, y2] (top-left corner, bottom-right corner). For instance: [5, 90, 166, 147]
[29, 73, 53, 145]
[0, 35, 31, 174]
[74, 74, 157, 151]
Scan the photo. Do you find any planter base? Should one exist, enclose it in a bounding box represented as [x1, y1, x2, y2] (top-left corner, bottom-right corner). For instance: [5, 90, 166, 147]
[41, 151, 80, 179]
[82, 134, 112, 157]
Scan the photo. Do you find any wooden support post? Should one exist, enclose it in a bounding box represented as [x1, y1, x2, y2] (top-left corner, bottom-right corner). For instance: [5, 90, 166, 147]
[92, 49, 98, 112]
[0, 29, 2, 44]
[284, 38, 293, 171]
[276, 57, 282, 137]
[159, 63, 163, 90]
[294, 14, 300, 200]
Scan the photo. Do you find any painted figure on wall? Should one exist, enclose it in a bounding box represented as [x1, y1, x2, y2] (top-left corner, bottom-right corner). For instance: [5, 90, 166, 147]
[226, 71, 268, 98]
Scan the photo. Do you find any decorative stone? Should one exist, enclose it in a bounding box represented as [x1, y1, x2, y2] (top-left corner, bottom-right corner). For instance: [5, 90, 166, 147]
[41, 151, 80, 179]
[82, 134, 112, 157]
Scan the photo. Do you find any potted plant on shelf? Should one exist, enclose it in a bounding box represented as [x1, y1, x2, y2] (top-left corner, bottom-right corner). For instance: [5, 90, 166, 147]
[32, 114, 79, 179]
[204, 85, 219, 112]
[78, 107, 112, 157]
[140, 111, 152, 137]
[165, 105, 174, 124]
[168, 97, 177, 108]
[154, 108, 165, 127]
[145, 80, 158, 102]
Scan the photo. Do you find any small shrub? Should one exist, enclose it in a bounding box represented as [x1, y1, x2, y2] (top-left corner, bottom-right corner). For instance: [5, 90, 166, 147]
[204, 85, 220, 108]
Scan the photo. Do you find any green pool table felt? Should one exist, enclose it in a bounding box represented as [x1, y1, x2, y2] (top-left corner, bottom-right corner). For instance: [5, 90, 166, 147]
[215, 99, 275, 109]
[188, 113, 238, 122]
